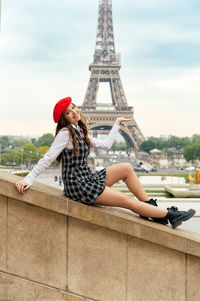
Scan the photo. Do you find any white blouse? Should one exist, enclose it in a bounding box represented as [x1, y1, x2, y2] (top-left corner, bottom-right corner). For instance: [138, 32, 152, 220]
[23, 124, 120, 186]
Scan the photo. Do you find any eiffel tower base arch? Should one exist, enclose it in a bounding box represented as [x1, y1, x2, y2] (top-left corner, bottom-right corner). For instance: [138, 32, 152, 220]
[80, 108, 143, 156]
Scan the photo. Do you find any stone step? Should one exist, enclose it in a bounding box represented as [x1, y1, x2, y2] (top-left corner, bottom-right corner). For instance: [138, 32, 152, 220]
[147, 193, 167, 197]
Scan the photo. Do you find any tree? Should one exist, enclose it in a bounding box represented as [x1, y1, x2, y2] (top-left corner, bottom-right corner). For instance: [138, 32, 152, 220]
[140, 140, 156, 153]
[116, 142, 127, 151]
[184, 143, 200, 164]
[36, 133, 54, 147]
[1, 143, 38, 166]
[191, 134, 200, 145]
[0, 136, 10, 149]
[31, 138, 37, 145]
[38, 146, 50, 155]
[12, 138, 29, 148]
[140, 135, 193, 154]
[168, 136, 190, 149]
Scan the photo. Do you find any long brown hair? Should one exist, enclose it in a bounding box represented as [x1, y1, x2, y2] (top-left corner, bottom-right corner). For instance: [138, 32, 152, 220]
[55, 107, 91, 163]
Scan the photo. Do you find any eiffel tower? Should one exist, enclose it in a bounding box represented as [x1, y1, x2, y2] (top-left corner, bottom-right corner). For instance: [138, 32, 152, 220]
[79, 0, 144, 153]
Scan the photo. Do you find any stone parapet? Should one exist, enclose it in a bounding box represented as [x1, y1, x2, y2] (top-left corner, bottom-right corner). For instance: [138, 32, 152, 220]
[0, 171, 200, 301]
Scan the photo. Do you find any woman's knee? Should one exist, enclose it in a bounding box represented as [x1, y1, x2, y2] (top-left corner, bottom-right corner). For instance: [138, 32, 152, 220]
[123, 163, 133, 175]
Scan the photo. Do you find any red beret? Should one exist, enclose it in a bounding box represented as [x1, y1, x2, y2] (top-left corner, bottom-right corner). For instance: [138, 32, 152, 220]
[53, 97, 72, 123]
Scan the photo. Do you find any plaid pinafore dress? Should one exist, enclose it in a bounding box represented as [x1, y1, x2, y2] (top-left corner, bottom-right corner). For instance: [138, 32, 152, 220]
[61, 131, 106, 205]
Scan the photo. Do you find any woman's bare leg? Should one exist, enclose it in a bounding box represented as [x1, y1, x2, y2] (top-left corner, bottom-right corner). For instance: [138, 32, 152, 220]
[106, 163, 149, 202]
[94, 186, 167, 218]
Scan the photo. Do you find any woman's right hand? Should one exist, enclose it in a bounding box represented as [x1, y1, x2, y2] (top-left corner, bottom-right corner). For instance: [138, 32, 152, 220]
[115, 117, 133, 126]
[15, 181, 30, 195]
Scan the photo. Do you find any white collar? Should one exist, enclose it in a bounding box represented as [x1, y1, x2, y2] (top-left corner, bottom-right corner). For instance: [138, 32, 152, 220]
[71, 124, 80, 131]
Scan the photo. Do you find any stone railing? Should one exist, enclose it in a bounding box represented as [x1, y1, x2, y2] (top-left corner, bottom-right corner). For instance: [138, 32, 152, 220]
[0, 171, 200, 301]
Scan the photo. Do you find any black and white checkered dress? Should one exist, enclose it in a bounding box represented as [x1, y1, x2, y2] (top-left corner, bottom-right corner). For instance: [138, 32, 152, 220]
[61, 132, 106, 205]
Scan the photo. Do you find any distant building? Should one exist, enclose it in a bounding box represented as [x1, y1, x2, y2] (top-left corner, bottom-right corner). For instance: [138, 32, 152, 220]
[159, 135, 167, 140]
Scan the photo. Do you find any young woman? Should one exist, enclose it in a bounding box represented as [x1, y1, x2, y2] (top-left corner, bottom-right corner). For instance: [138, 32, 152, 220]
[16, 97, 196, 229]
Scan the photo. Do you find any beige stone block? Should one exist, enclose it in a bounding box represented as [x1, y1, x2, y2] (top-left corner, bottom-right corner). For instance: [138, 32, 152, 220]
[0, 171, 69, 216]
[68, 217, 126, 301]
[187, 255, 200, 301]
[67, 296, 83, 301]
[68, 200, 194, 256]
[0, 271, 67, 301]
[67, 293, 94, 301]
[7, 198, 67, 289]
[188, 236, 200, 257]
[127, 237, 185, 301]
[0, 195, 7, 270]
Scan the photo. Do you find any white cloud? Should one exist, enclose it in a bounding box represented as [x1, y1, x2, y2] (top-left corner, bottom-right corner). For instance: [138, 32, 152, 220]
[122, 66, 200, 136]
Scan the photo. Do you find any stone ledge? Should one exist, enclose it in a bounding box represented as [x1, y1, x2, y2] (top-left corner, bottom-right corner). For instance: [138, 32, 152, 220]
[0, 171, 200, 257]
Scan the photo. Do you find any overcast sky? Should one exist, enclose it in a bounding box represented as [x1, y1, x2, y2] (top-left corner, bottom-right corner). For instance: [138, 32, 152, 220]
[0, 0, 200, 138]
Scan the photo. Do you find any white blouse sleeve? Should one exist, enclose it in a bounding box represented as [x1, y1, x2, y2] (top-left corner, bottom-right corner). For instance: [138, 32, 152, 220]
[89, 124, 120, 150]
[23, 129, 70, 186]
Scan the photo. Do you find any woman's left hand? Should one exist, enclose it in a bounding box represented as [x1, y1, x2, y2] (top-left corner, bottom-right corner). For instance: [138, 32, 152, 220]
[115, 117, 133, 126]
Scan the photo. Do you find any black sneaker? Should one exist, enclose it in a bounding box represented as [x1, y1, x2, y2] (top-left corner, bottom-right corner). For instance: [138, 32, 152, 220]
[166, 207, 196, 229]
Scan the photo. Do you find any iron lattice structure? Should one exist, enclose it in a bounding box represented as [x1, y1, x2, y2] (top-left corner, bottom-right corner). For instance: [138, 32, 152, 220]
[79, 0, 144, 152]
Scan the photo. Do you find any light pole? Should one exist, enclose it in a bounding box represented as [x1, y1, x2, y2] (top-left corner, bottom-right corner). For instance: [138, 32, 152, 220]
[21, 149, 24, 176]
[36, 152, 40, 163]
[29, 150, 32, 168]
[9, 145, 12, 167]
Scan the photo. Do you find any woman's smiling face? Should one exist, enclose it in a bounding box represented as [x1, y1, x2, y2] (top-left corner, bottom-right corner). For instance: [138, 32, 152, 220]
[63, 103, 81, 125]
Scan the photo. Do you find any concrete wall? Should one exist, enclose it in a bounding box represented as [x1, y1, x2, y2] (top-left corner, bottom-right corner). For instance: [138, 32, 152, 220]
[0, 171, 200, 301]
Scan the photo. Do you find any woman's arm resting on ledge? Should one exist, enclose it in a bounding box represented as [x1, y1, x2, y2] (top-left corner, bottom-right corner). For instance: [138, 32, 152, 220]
[15, 182, 30, 195]
[15, 128, 70, 194]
